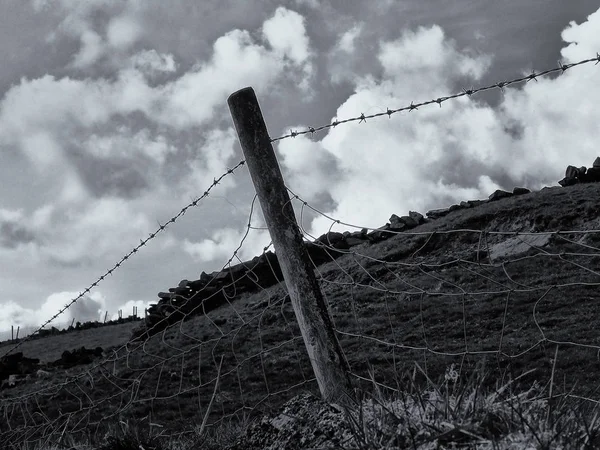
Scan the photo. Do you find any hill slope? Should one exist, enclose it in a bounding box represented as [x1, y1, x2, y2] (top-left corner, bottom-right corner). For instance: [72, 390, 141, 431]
[1, 180, 600, 448]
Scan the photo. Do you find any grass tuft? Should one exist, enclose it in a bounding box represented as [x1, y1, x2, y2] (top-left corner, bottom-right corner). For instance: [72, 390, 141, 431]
[337, 363, 600, 449]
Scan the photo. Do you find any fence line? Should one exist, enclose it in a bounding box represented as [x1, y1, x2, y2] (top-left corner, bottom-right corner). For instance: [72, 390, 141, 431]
[2, 190, 266, 385]
[270, 53, 600, 143]
[0, 307, 146, 344]
[0, 160, 246, 359]
[3, 183, 600, 446]
[5, 52, 596, 360]
[0, 190, 271, 404]
[1, 53, 600, 449]
[282, 190, 600, 389]
[0, 193, 305, 447]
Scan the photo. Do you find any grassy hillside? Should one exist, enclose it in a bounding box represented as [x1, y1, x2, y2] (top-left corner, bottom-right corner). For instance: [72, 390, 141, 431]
[1, 182, 600, 449]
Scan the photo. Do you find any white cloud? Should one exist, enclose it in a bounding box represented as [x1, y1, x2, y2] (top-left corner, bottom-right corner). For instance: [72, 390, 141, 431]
[378, 25, 491, 81]
[183, 228, 242, 263]
[183, 226, 270, 265]
[338, 24, 363, 54]
[262, 7, 311, 66]
[0, 75, 107, 139]
[278, 18, 599, 238]
[72, 29, 105, 68]
[84, 128, 177, 165]
[156, 17, 312, 128]
[0, 208, 24, 223]
[131, 49, 177, 75]
[261, 7, 314, 91]
[1, 7, 314, 138]
[328, 23, 364, 84]
[0, 291, 106, 334]
[40, 198, 152, 264]
[277, 133, 338, 202]
[560, 8, 600, 62]
[20, 131, 65, 172]
[106, 14, 142, 50]
[34, 0, 141, 69]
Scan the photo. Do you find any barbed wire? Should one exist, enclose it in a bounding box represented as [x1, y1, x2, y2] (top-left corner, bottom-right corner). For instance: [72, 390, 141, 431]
[0, 266, 309, 447]
[0, 187, 310, 449]
[0, 160, 246, 359]
[0, 190, 269, 403]
[2, 53, 600, 450]
[270, 53, 600, 142]
[4, 182, 600, 447]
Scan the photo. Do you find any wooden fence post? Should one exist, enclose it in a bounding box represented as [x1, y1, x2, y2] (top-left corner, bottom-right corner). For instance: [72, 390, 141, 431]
[228, 87, 354, 405]
[11, 325, 14, 341]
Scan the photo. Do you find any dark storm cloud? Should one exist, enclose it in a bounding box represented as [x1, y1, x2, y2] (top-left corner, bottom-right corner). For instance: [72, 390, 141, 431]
[0, 220, 36, 249]
[74, 156, 150, 199]
[433, 144, 520, 196]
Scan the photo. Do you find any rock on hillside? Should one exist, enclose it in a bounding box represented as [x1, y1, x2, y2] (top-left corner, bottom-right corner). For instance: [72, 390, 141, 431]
[227, 393, 357, 450]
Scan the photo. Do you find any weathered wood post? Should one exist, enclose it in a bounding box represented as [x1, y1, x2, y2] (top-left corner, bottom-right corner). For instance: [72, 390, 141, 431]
[228, 87, 354, 405]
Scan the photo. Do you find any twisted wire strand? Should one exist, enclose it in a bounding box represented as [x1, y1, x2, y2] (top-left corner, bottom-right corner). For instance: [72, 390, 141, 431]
[0, 190, 315, 448]
[0, 191, 267, 404]
[3, 53, 600, 450]
[1, 160, 246, 359]
[270, 54, 600, 142]
[283, 189, 600, 397]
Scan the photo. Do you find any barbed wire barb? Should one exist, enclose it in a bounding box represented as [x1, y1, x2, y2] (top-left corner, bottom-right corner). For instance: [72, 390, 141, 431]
[0, 159, 246, 359]
[269, 53, 599, 142]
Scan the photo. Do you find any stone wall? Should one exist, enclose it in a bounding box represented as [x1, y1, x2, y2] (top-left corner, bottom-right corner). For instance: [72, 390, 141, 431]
[2, 157, 597, 389]
[133, 155, 600, 341]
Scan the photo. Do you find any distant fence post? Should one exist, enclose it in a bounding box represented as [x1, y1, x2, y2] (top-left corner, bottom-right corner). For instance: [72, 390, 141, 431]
[104, 311, 108, 323]
[228, 87, 354, 405]
[11, 325, 14, 341]
[16, 326, 19, 340]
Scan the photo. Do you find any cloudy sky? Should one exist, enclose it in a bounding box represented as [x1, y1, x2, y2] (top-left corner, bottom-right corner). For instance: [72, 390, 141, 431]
[0, 0, 598, 337]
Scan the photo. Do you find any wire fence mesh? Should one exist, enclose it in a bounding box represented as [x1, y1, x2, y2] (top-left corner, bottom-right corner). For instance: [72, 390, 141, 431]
[0, 160, 246, 360]
[1, 53, 599, 449]
[0, 191, 319, 448]
[286, 186, 600, 407]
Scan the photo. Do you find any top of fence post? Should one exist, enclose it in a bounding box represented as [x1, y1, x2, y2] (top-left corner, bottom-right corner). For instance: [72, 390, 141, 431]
[227, 87, 355, 407]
